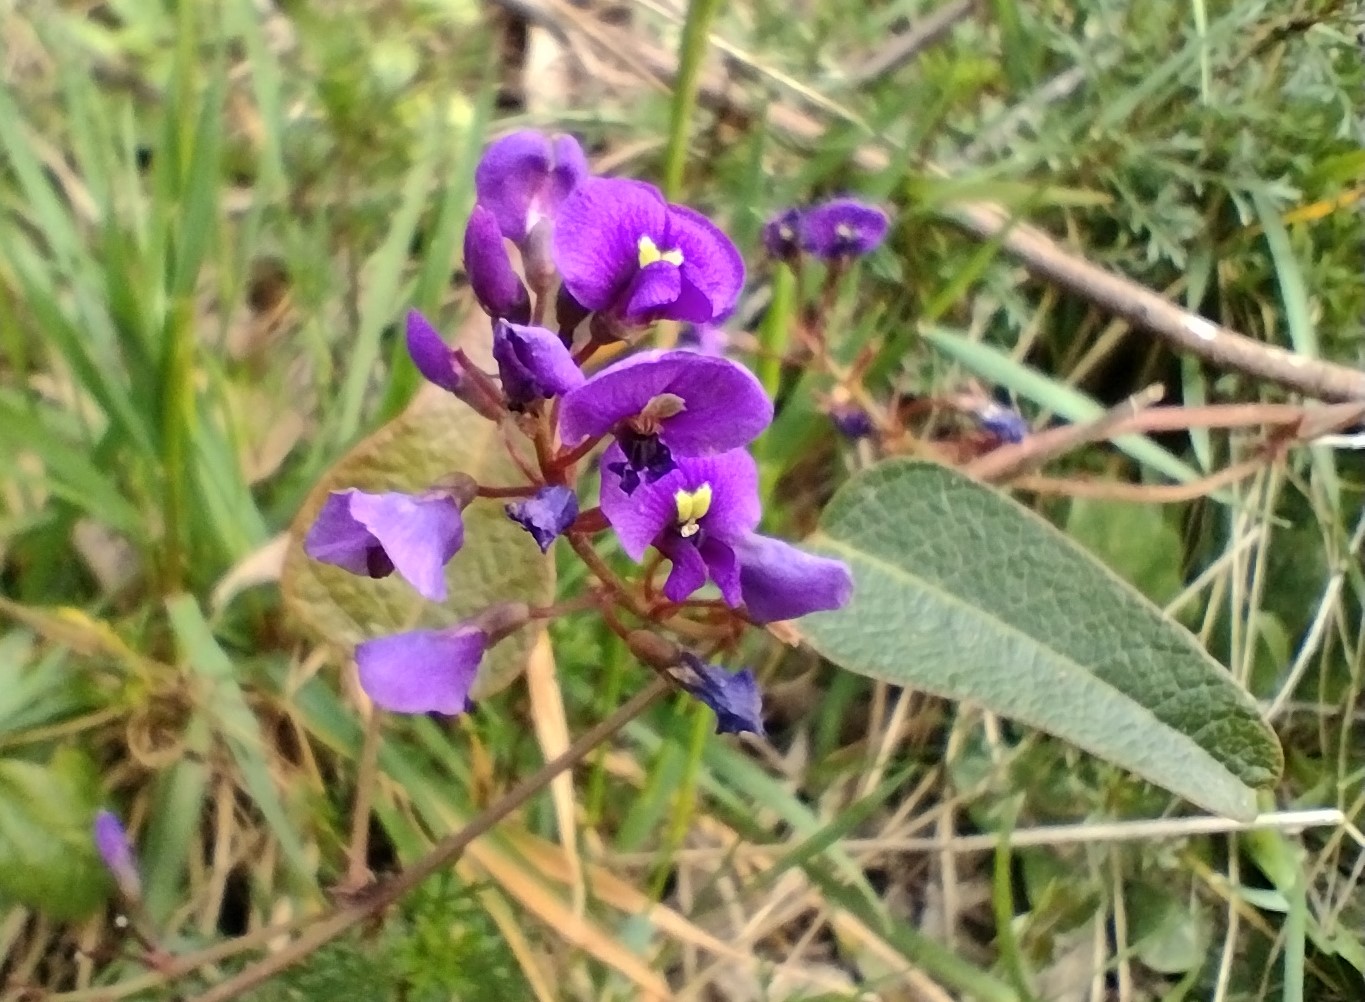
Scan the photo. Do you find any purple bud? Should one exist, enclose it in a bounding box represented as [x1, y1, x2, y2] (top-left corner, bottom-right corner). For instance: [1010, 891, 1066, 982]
[830, 401, 874, 439]
[677, 654, 765, 736]
[406, 310, 464, 393]
[94, 810, 141, 901]
[506, 486, 579, 552]
[799, 198, 889, 259]
[492, 320, 585, 408]
[975, 402, 1028, 444]
[762, 207, 802, 260]
[464, 205, 531, 324]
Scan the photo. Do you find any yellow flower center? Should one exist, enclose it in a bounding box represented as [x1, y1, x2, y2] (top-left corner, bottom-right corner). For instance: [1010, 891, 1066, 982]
[638, 235, 685, 269]
[674, 484, 713, 539]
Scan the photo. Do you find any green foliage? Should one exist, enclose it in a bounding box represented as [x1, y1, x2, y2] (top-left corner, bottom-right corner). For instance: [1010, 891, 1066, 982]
[801, 459, 1281, 819]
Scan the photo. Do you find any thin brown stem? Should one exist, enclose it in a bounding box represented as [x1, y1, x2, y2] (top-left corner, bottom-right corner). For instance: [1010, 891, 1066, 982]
[183, 679, 670, 1002]
[476, 483, 540, 499]
[341, 708, 382, 892]
[550, 433, 606, 475]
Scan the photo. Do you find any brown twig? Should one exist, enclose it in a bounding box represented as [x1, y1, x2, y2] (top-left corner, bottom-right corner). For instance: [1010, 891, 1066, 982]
[182, 679, 670, 1002]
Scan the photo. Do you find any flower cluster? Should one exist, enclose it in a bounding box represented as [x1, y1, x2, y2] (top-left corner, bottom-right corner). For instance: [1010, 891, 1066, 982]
[304, 131, 853, 736]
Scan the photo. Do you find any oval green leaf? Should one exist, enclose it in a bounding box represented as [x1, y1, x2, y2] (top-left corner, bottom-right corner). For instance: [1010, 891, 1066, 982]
[799, 459, 1282, 821]
[283, 384, 555, 699]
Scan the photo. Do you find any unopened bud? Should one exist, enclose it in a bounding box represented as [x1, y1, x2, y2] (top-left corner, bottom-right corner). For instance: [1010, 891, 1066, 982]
[430, 473, 479, 510]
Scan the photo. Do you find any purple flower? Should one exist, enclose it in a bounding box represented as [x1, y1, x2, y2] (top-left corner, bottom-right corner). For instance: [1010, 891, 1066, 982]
[94, 810, 141, 900]
[600, 445, 760, 604]
[475, 131, 588, 245]
[762, 207, 802, 260]
[677, 654, 764, 736]
[406, 310, 463, 394]
[552, 178, 744, 327]
[975, 402, 1028, 444]
[357, 625, 487, 715]
[799, 198, 889, 258]
[492, 320, 584, 408]
[559, 350, 772, 493]
[733, 533, 853, 623]
[304, 488, 465, 602]
[506, 486, 579, 552]
[830, 401, 874, 439]
[678, 323, 729, 357]
[464, 205, 531, 323]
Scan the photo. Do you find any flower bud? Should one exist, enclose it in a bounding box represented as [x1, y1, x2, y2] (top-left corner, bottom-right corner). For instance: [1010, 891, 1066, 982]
[626, 630, 681, 670]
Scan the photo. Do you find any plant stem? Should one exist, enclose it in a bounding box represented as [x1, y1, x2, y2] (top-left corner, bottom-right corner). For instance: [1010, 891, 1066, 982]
[342, 708, 382, 891]
[183, 679, 669, 1002]
[661, 0, 723, 199]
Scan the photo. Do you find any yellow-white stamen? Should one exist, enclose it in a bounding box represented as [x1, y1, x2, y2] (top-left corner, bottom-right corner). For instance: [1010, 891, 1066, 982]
[638, 235, 684, 269]
[674, 484, 713, 539]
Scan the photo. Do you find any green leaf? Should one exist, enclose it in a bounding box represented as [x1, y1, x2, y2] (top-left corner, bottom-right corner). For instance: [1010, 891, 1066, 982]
[1065, 498, 1182, 605]
[800, 459, 1282, 821]
[282, 384, 556, 699]
[0, 749, 108, 919]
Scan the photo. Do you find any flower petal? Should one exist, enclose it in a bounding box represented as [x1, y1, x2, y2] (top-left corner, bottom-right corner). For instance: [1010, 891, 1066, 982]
[464, 205, 531, 323]
[405, 310, 463, 394]
[658, 535, 709, 601]
[547, 134, 589, 212]
[493, 321, 585, 405]
[94, 810, 141, 899]
[506, 486, 579, 552]
[553, 177, 668, 311]
[761, 207, 802, 260]
[475, 131, 552, 243]
[559, 350, 772, 453]
[667, 203, 744, 322]
[699, 536, 742, 606]
[734, 533, 854, 623]
[599, 443, 678, 559]
[677, 654, 765, 736]
[304, 490, 385, 577]
[356, 627, 486, 714]
[799, 198, 889, 258]
[348, 491, 464, 602]
[621, 261, 682, 321]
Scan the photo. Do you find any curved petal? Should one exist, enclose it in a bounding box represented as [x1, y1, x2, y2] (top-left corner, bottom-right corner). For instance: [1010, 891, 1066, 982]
[599, 443, 678, 560]
[799, 198, 889, 258]
[699, 536, 741, 606]
[621, 261, 682, 321]
[678, 655, 764, 736]
[304, 490, 380, 576]
[405, 310, 464, 394]
[506, 486, 579, 552]
[688, 448, 761, 540]
[356, 627, 486, 714]
[666, 203, 745, 321]
[658, 535, 708, 601]
[494, 321, 584, 404]
[475, 131, 551, 242]
[349, 491, 464, 602]
[553, 178, 667, 311]
[547, 134, 589, 211]
[464, 206, 531, 322]
[734, 533, 854, 623]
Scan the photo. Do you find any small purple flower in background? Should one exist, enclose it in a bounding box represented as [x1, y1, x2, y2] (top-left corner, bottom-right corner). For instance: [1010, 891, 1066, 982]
[677, 323, 729, 357]
[830, 401, 874, 440]
[975, 401, 1028, 444]
[600, 446, 760, 603]
[463, 205, 531, 324]
[553, 178, 744, 328]
[799, 198, 889, 259]
[94, 810, 141, 901]
[761, 207, 803, 261]
[677, 655, 765, 736]
[506, 486, 579, 552]
[492, 320, 584, 409]
[357, 625, 487, 715]
[733, 533, 853, 623]
[305, 487, 466, 602]
[559, 350, 772, 493]
[475, 131, 588, 246]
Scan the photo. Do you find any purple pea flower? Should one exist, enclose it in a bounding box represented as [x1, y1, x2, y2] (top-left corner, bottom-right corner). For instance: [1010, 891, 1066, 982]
[761, 207, 802, 261]
[559, 350, 772, 493]
[464, 205, 531, 324]
[506, 486, 579, 552]
[94, 810, 141, 901]
[677, 655, 765, 736]
[475, 130, 588, 245]
[975, 402, 1028, 444]
[552, 177, 744, 327]
[356, 603, 530, 715]
[799, 198, 889, 258]
[600, 445, 760, 604]
[492, 320, 585, 408]
[732, 533, 854, 624]
[304, 487, 466, 602]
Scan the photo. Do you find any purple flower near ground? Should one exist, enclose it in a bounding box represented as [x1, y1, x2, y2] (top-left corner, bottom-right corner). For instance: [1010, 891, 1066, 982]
[733, 533, 853, 623]
[94, 810, 141, 900]
[492, 320, 585, 408]
[406, 310, 464, 394]
[559, 350, 772, 493]
[799, 198, 889, 258]
[464, 205, 531, 323]
[762, 207, 802, 260]
[304, 488, 465, 602]
[677, 654, 765, 736]
[830, 401, 874, 439]
[552, 177, 744, 327]
[506, 486, 579, 552]
[600, 445, 760, 603]
[357, 625, 487, 715]
[475, 131, 588, 245]
[975, 402, 1028, 444]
